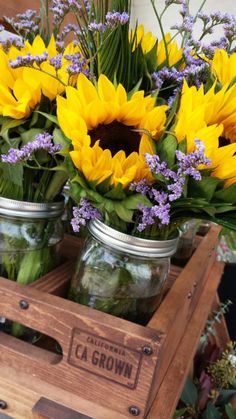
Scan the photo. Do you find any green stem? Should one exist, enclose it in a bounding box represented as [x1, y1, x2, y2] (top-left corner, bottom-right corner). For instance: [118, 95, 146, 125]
[150, 0, 170, 67]
[44, 170, 68, 201]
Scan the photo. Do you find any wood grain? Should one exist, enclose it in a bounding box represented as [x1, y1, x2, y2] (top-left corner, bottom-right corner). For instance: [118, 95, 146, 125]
[0, 226, 226, 419]
[147, 261, 225, 419]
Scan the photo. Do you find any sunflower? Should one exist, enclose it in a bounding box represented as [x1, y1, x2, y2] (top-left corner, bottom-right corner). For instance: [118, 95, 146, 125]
[57, 74, 168, 188]
[129, 26, 183, 68]
[176, 80, 236, 143]
[211, 49, 236, 86]
[173, 80, 236, 186]
[157, 33, 183, 68]
[0, 35, 81, 119]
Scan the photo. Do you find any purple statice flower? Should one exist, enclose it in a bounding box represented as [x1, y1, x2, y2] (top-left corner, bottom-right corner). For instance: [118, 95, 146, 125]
[60, 23, 80, 40]
[105, 11, 129, 27]
[137, 202, 171, 231]
[0, 24, 4, 31]
[176, 139, 211, 181]
[55, 40, 65, 52]
[51, 0, 82, 25]
[145, 154, 178, 181]
[84, 0, 91, 13]
[71, 199, 101, 232]
[129, 179, 151, 196]
[1, 133, 61, 164]
[50, 54, 63, 70]
[167, 176, 185, 201]
[64, 52, 89, 76]
[9, 52, 49, 69]
[88, 21, 106, 32]
[4, 9, 40, 36]
[0, 37, 24, 53]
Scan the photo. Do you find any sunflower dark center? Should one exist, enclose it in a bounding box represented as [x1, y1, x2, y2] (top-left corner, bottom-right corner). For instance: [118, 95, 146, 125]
[89, 121, 141, 156]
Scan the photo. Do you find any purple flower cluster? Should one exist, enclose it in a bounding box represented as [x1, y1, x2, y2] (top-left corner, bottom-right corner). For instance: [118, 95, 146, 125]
[0, 37, 24, 53]
[4, 9, 40, 36]
[152, 56, 210, 94]
[0, 24, 4, 31]
[50, 54, 63, 70]
[51, 0, 82, 25]
[64, 52, 90, 77]
[89, 11, 129, 33]
[105, 11, 129, 27]
[9, 52, 49, 69]
[71, 198, 101, 232]
[1, 133, 61, 164]
[130, 140, 211, 231]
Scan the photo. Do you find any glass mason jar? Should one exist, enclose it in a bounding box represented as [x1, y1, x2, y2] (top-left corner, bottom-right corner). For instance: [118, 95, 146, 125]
[69, 220, 179, 325]
[0, 197, 64, 339]
[172, 219, 197, 266]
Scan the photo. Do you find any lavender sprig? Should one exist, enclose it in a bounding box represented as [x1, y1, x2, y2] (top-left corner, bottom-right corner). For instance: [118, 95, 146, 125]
[1, 133, 61, 164]
[130, 140, 211, 232]
[71, 199, 101, 232]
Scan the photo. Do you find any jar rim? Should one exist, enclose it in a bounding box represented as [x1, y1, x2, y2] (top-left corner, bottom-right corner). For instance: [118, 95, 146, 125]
[88, 219, 179, 257]
[0, 197, 64, 219]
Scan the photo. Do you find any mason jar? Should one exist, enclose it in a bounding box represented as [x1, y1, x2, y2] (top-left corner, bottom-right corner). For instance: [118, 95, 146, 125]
[0, 197, 64, 338]
[69, 219, 179, 325]
[172, 219, 197, 266]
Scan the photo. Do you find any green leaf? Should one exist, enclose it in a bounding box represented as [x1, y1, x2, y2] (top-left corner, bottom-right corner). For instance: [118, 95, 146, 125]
[145, 41, 158, 73]
[0, 118, 27, 142]
[1, 162, 23, 188]
[122, 193, 152, 210]
[53, 128, 70, 150]
[20, 128, 45, 144]
[177, 138, 187, 154]
[159, 134, 177, 167]
[180, 377, 198, 405]
[36, 111, 58, 125]
[214, 184, 236, 205]
[104, 183, 127, 200]
[203, 402, 221, 419]
[225, 403, 236, 419]
[188, 176, 222, 201]
[173, 408, 188, 419]
[218, 389, 236, 404]
[113, 202, 134, 222]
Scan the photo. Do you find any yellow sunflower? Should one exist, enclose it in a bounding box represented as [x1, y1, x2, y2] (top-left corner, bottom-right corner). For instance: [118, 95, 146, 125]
[129, 26, 183, 68]
[0, 35, 81, 119]
[157, 33, 183, 68]
[173, 80, 236, 186]
[211, 48, 236, 86]
[176, 80, 236, 143]
[57, 74, 168, 188]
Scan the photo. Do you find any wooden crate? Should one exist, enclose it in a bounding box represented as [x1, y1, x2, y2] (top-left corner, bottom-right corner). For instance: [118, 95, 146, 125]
[0, 225, 227, 419]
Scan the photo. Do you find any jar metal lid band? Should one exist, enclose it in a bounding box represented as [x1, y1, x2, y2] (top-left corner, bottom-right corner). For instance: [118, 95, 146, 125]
[0, 197, 64, 218]
[88, 219, 179, 257]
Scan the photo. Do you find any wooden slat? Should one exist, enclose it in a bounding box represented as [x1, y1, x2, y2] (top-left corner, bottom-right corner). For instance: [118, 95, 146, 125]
[145, 224, 221, 410]
[32, 398, 92, 419]
[147, 260, 225, 419]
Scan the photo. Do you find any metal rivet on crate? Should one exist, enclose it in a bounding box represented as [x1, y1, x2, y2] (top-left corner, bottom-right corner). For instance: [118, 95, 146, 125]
[129, 406, 140, 416]
[142, 346, 153, 355]
[187, 292, 192, 299]
[19, 299, 29, 310]
[0, 400, 7, 409]
[193, 282, 197, 288]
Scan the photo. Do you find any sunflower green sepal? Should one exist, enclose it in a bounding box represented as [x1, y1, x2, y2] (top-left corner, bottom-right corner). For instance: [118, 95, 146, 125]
[188, 176, 223, 201]
[214, 184, 236, 205]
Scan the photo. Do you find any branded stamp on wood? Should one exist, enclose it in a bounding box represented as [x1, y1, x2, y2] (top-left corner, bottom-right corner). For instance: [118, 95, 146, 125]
[68, 328, 142, 389]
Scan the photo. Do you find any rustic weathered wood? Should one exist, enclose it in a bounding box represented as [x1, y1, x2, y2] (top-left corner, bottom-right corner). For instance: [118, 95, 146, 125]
[147, 261, 225, 419]
[146, 224, 221, 410]
[32, 397, 92, 419]
[0, 225, 226, 419]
